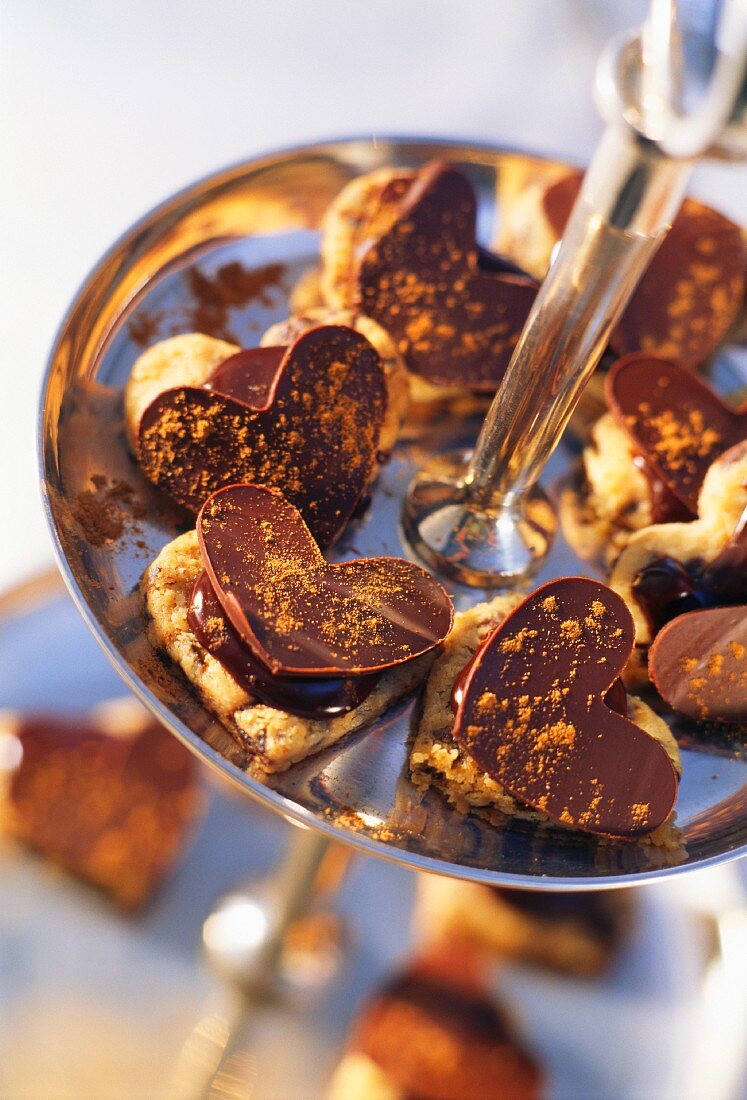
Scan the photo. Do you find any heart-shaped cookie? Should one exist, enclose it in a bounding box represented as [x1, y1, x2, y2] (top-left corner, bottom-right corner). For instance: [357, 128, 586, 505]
[356, 161, 539, 391]
[138, 325, 387, 546]
[606, 355, 747, 516]
[198, 483, 453, 676]
[649, 605, 747, 723]
[539, 170, 744, 367]
[1, 701, 200, 910]
[451, 577, 678, 836]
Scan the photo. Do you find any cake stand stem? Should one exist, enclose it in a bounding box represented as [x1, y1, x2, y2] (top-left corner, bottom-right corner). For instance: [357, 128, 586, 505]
[403, 119, 692, 588]
[165, 825, 349, 1098]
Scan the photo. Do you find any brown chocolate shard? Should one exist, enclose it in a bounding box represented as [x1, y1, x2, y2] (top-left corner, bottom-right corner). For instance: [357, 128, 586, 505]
[349, 958, 543, 1100]
[542, 171, 745, 367]
[649, 605, 747, 723]
[606, 355, 747, 515]
[357, 160, 538, 391]
[197, 483, 453, 676]
[3, 708, 201, 910]
[138, 325, 388, 546]
[452, 577, 678, 837]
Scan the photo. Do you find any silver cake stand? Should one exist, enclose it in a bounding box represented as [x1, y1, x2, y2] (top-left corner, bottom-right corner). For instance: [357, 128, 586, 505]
[39, 136, 747, 892]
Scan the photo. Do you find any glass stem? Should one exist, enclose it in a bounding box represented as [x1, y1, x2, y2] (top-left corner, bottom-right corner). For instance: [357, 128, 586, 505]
[466, 123, 693, 509]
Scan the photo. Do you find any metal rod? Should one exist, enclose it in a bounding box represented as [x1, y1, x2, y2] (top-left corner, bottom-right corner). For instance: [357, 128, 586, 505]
[466, 123, 692, 508]
[163, 826, 349, 1099]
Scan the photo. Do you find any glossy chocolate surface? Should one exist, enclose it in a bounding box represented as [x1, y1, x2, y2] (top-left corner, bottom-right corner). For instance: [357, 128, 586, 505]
[197, 484, 453, 676]
[633, 518, 747, 635]
[138, 325, 387, 546]
[205, 345, 284, 406]
[607, 355, 747, 515]
[452, 651, 628, 718]
[188, 571, 378, 718]
[631, 454, 693, 525]
[358, 160, 538, 390]
[649, 605, 747, 723]
[451, 578, 678, 837]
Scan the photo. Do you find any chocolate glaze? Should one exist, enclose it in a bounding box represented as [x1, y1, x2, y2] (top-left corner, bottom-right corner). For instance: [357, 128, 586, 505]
[351, 971, 542, 1100]
[197, 484, 453, 676]
[542, 171, 745, 367]
[631, 454, 693, 525]
[649, 605, 747, 722]
[138, 325, 388, 547]
[205, 346, 284, 407]
[451, 577, 678, 837]
[607, 355, 747, 516]
[357, 160, 539, 391]
[187, 571, 378, 718]
[701, 507, 747, 596]
[633, 515, 747, 635]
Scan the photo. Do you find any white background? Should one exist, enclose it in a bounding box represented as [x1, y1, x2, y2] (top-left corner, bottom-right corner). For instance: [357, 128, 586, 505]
[2, 0, 747, 591]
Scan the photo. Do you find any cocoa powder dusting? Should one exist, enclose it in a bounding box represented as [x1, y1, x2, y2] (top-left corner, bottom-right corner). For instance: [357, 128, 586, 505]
[73, 477, 146, 547]
[127, 261, 287, 348]
[128, 311, 164, 348]
[185, 261, 287, 342]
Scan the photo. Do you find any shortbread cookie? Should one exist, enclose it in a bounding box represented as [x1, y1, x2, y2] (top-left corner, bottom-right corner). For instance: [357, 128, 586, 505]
[415, 872, 633, 976]
[144, 529, 440, 775]
[411, 590, 681, 846]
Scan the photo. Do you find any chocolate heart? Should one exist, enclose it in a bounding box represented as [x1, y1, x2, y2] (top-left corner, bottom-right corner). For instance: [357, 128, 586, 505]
[357, 161, 539, 391]
[649, 605, 747, 723]
[542, 170, 744, 367]
[452, 577, 678, 836]
[198, 483, 453, 676]
[606, 355, 747, 515]
[138, 325, 387, 546]
[4, 707, 200, 910]
[187, 570, 378, 717]
[350, 965, 542, 1100]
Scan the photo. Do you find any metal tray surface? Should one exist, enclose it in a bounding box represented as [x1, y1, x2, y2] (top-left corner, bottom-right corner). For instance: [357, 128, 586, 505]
[39, 137, 747, 887]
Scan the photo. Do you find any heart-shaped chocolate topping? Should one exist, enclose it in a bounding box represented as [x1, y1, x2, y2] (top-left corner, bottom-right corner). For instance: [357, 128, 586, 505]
[357, 161, 538, 391]
[606, 355, 747, 516]
[138, 325, 387, 546]
[649, 605, 747, 723]
[452, 577, 678, 836]
[542, 170, 744, 367]
[5, 707, 200, 910]
[198, 484, 453, 676]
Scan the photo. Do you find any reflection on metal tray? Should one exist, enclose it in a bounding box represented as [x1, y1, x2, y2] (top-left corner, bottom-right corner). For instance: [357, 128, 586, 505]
[1, 576, 746, 1100]
[39, 138, 747, 885]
